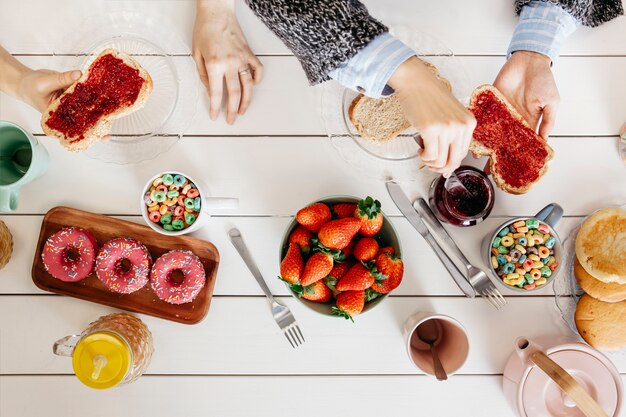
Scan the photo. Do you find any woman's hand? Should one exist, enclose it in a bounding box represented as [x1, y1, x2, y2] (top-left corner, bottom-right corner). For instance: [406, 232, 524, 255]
[494, 50, 559, 140]
[17, 69, 81, 112]
[388, 57, 476, 175]
[192, 0, 263, 124]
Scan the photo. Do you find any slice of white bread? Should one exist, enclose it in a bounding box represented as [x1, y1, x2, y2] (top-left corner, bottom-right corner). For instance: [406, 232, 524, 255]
[468, 85, 553, 194]
[348, 59, 452, 144]
[575, 207, 626, 285]
[41, 48, 153, 151]
[348, 94, 411, 143]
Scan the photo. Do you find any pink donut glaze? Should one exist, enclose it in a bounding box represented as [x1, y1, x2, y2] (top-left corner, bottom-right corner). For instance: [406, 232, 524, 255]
[41, 227, 98, 282]
[150, 250, 206, 304]
[95, 237, 152, 294]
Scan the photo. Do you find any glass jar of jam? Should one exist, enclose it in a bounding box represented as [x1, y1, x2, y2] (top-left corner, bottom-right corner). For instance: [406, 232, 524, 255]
[428, 165, 494, 227]
[53, 313, 153, 389]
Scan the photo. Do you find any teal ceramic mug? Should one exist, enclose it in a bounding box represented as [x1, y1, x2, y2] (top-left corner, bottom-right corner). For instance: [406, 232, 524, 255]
[0, 120, 49, 212]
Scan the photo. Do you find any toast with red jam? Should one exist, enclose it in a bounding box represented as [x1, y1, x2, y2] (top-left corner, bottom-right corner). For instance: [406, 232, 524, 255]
[469, 85, 553, 194]
[41, 48, 153, 151]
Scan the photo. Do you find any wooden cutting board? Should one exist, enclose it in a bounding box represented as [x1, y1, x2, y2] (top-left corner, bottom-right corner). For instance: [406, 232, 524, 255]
[32, 206, 219, 324]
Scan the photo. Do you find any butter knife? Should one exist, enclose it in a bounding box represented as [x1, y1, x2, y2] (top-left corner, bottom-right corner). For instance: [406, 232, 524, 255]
[385, 181, 476, 298]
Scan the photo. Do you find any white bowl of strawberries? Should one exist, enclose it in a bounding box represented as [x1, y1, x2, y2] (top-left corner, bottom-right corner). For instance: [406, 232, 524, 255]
[279, 196, 404, 321]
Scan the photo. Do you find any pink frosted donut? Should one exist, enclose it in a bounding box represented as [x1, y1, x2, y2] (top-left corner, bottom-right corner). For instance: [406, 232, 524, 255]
[41, 227, 98, 282]
[95, 237, 152, 294]
[150, 250, 206, 304]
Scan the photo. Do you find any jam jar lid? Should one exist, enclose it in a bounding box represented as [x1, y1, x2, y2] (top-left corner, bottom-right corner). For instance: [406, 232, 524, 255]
[72, 331, 132, 389]
[521, 349, 621, 417]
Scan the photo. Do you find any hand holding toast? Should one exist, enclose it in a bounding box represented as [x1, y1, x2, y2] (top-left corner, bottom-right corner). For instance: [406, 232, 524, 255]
[193, 0, 263, 125]
[17, 69, 82, 113]
[388, 57, 476, 175]
[0, 45, 80, 113]
[494, 51, 559, 140]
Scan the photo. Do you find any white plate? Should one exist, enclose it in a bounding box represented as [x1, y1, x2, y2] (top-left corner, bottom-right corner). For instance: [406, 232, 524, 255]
[59, 11, 199, 164]
[320, 29, 470, 180]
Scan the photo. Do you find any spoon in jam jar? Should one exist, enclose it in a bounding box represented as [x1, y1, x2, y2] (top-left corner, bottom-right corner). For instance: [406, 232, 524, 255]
[412, 135, 476, 200]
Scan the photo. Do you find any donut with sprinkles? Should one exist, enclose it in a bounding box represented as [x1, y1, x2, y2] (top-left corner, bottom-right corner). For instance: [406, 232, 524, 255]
[95, 237, 152, 294]
[150, 250, 206, 304]
[41, 227, 98, 282]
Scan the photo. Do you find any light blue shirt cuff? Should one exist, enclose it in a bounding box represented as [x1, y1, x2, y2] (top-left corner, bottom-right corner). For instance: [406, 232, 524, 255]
[328, 33, 416, 99]
[508, 0, 580, 64]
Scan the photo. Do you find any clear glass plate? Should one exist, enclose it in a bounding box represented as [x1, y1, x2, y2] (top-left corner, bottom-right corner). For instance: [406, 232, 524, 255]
[58, 12, 199, 164]
[320, 29, 470, 180]
[553, 204, 626, 352]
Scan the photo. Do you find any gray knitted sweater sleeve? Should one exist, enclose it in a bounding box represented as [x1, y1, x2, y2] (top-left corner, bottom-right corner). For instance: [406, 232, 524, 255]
[514, 0, 623, 27]
[245, 0, 624, 85]
[244, 0, 387, 85]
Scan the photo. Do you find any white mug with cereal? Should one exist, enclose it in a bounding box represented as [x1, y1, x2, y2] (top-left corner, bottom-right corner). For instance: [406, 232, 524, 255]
[141, 171, 238, 235]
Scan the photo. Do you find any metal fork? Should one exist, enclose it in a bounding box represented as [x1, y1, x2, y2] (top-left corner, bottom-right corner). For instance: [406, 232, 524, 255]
[414, 199, 507, 310]
[228, 228, 305, 348]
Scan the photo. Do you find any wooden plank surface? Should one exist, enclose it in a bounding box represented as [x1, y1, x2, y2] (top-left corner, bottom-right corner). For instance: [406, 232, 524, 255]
[4, 374, 596, 417]
[1, 0, 625, 56]
[2, 56, 626, 137]
[0, 136, 621, 217]
[2, 296, 621, 375]
[0, 215, 584, 296]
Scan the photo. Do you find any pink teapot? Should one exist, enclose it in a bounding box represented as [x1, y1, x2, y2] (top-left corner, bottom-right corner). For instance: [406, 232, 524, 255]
[503, 335, 622, 417]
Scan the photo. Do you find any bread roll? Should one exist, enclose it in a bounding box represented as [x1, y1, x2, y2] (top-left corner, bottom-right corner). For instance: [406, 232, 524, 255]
[574, 256, 626, 302]
[575, 208, 626, 285]
[575, 294, 626, 351]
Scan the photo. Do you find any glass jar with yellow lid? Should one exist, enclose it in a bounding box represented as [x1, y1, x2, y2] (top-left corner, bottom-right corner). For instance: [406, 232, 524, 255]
[53, 313, 153, 389]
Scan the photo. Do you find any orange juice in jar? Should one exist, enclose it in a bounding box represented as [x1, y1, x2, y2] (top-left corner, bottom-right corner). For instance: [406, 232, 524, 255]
[53, 313, 153, 389]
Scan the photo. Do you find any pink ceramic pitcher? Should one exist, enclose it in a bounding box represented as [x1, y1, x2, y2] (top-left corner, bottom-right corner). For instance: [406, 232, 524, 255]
[503, 335, 622, 417]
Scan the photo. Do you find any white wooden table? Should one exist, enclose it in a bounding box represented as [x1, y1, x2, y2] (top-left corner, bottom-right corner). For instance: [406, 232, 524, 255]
[0, 1, 625, 416]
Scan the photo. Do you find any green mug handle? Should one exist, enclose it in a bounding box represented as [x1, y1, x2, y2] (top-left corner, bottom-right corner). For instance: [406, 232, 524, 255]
[0, 187, 19, 212]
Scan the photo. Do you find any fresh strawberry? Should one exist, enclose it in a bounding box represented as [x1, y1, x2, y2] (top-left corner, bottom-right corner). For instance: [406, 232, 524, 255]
[353, 237, 379, 262]
[332, 203, 357, 219]
[296, 202, 331, 233]
[318, 218, 362, 250]
[301, 281, 332, 302]
[301, 252, 334, 286]
[342, 239, 356, 258]
[328, 260, 353, 281]
[289, 225, 313, 254]
[379, 246, 395, 255]
[336, 262, 385, 291]
[371, 252, 404, 294]
[355, 196, 383, 237]
[283, 280, 331, 303]
[324, 260, 354, 297]
[332, 290, 365, 321]
[279, 243, 303, 284]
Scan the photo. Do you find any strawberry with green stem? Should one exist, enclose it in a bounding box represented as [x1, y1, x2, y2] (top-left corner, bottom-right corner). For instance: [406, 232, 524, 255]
[332, 290, 365, 321]
[288, 225, 313, 254]
[336, 262, 386, 291]
[355, 196, 383, 237]
[371, 252, 404, 294]
[279, 243, 303, 284]
[300, 252, 334, 286]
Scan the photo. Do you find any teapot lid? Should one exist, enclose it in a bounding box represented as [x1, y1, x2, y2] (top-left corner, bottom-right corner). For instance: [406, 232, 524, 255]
[521, 349, 620, 417]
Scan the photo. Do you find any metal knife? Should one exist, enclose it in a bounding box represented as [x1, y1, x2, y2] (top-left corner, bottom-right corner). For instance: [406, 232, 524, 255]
[385, 181, 476, 298]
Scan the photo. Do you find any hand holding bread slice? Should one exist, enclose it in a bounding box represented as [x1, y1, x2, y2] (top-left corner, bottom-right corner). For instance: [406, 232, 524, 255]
[41, 48, 153, 151]
[467, 85, 553, 194]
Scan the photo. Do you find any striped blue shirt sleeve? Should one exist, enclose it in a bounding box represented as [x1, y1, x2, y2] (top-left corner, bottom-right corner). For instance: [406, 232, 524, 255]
[508, 0, 580, 64]
[328, 32, 415, 99]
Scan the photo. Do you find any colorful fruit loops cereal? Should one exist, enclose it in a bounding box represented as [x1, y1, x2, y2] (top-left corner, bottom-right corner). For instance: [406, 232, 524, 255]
[144, 174, 201, 231]
[490, 218, 558, 290]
